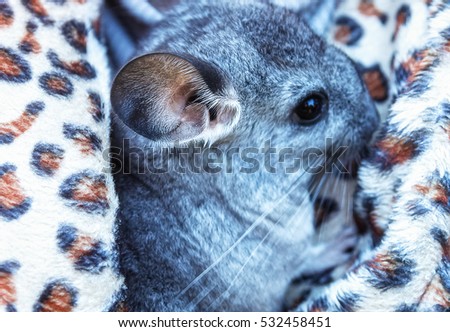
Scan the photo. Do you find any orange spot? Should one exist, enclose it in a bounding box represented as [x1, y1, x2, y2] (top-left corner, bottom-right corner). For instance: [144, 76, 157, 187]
[72, 179, 108, 203]
[21, 32, 41, 53]
[0, 111, 38, 138]
[363, 70, 387, 101]
[38, 285, 74, 312]
[0, 272, 16, 305]
[68, 235, 94, 261]
[0, 13, 13, 27]
[0, 172, 27, 209]
[39, 152, 63, 171]
[47, 77, 68, 93]
[377, 135, 416, 165]
[358, 1, 383, 18]
[415, 183, 449, 206]
[0, 49, 22, 76]
[28, 0, 48, 17]
[401, 50, 434, 83]
[334, 25, 351, 44]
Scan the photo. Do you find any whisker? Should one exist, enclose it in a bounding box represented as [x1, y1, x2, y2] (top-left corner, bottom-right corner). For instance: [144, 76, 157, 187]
[205, 156, 339, 310]
[175, 156, 326, 308]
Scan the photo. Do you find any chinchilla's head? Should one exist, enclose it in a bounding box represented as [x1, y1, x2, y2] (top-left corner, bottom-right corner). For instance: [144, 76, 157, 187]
[111, 1, 379, 164]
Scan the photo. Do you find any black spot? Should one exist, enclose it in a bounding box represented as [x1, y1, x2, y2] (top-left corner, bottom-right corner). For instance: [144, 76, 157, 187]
[0, 260, 20, 274]
[336, 292, 360, 312]
[38, 72, 73, 97]
[437, 257, 450, 293]
[26, 21, 38, 32]
[366, 249, 416, 291]
[334, 16, 364, 46]
[31, 143, 65, 177]
[63, 123, 102, 154]
[408, 71, 435, 97]
[440, 26, 450, 40]
[406, 199, 431, 216]
[0, 3, 14, 27]
[395, 303, 417, 312]
[433, 304, 450, 312]
[21, 0, 54, 25]
[57, 224, 77, 252]
[26, 101, 45, 115]
[33, 280, 78, 312]
[392, 4, 411, 41]
[47, 51, 96, 79]
[88, 91, 105, 122]
[61, 20, 87, 53]
[6, 304, 17, 312]
[59, 170, 109, 215]
[56, 224, 109, 274]
[430, 227, 448, 246]
[75, 242, 109, 274]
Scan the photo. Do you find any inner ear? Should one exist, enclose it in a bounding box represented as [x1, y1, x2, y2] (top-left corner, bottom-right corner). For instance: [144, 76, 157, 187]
[111, 52, 240, 144]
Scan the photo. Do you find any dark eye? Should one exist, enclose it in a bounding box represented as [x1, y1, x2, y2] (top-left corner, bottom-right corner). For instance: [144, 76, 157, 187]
[293, 93, 327, 125]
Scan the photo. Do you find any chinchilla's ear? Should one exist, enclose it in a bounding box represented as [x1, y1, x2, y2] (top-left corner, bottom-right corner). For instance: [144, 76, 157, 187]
[111, 53, 240, 144]
[300, 0, 336, 36]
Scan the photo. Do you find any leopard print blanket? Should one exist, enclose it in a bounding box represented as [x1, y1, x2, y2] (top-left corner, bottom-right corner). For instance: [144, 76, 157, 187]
[0, 0, 122, 311]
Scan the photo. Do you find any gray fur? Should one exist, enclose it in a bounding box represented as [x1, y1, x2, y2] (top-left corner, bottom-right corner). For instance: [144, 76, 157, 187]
[110, 0, 379, 311]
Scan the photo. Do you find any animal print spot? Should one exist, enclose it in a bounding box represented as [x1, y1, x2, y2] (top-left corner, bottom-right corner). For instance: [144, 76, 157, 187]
[0, 101, 45, 144]
[392, 4, 411, 41]
[57, 224, 109, 274]
[334, 16, 363, 46]
[88, 91, 104, 122]
[0, 261, 20, 312]
[395, 48, 434, 94]
[21, 0, 54, 25]
[39, 72, 73, 97]
[358, 64, 389, 102]
[437, 258, 450, 294]
[358, 0, 387, 24]
[395, 303, 418, 312]
[0, 164, 32, 221]
[440, 27, 450, 46]
[0, 48, 31, 83]
[33, 280, 77, 312]
[366, 250, 416, 291]
[414, 172, 450, 213]
[47, 51, 96, 79]
[31, 143, 64, 177]
[372, 130, 426, 170]
[358, 194, 384, 242]
[61, 20, 87, 53]
[336, 292, 360, 311]
[63, 123, 102, 155]
[0, 3, 14, 27]
[59, 170, 109, 215]
[19, 21, 41, 54]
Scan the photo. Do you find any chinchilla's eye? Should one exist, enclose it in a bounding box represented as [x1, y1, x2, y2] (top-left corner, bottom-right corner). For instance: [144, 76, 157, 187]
[293, 93, 328, 125]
